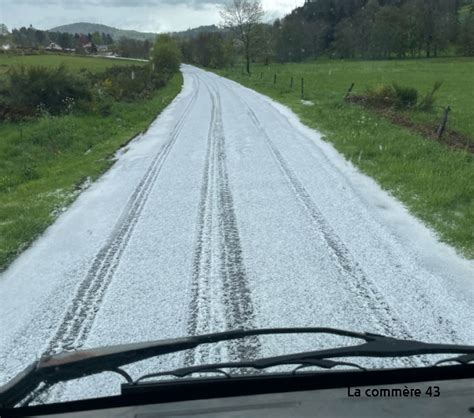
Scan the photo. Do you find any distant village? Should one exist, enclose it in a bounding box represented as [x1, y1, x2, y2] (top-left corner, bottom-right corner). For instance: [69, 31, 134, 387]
[0, 24, 151, 59]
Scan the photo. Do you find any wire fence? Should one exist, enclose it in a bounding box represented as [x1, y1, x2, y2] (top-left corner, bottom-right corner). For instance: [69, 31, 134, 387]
[224, 66, 470, 145]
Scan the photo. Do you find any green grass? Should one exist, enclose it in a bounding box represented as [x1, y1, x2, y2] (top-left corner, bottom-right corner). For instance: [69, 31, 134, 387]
[0, 53, 142, 77]
[216, 58, 474, 258]
[0, 72, 183, 271]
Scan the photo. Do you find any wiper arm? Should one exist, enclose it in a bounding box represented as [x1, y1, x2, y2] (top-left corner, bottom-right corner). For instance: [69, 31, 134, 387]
[133, 334, 474, 383]
[1, 327, 473, 408]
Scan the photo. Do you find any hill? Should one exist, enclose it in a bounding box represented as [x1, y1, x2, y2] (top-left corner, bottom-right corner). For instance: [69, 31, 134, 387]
[51, 22, 225, 42]
[171, 25, 223, 39]
[50, 22, 156, 41]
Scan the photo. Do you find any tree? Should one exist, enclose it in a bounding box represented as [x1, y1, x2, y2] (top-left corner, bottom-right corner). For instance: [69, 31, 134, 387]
[91, 31, 101, 45]
[369, 6, 408, 59]
[220, 0, 264, 73]
[458, 12, 474, 56]
[253, 24, 275, 65]
[151, 35, 182, 76]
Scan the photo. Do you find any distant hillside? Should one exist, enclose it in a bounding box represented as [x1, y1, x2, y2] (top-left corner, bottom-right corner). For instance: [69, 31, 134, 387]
[50, 23, 157, 41]
[172, 25, 223, 39]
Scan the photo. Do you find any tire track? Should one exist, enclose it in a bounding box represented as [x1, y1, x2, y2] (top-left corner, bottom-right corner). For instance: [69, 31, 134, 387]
[213, 77, 415, 343]
[44, 76, 200, 356]
[25, 77, 201, 407]
[248, 106, 413, 340]
[220, 76, 463, 347]
[186, 78, 260, 367]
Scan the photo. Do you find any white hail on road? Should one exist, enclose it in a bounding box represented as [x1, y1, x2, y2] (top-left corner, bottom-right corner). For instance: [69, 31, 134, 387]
[0, 65, 472, 402]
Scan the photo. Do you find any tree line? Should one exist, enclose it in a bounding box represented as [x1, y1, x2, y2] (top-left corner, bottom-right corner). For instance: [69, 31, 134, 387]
[179, 0, 474, 70]
[2, 0, 473, 67]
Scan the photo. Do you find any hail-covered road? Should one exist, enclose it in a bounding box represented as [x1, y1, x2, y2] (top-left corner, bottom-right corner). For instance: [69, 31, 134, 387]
[0, 66, 473, 402]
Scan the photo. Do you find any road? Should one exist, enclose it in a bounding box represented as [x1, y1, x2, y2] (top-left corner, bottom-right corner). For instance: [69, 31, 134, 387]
[0, 66, 473, 402]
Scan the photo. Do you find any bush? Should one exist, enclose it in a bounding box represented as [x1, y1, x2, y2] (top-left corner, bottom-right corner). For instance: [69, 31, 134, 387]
[97, 65, 166, 102]
[0, 63, 169, 121]
[151, 35, 182, 77]
[365, 83, 418, 109]
[3, 64, 91, 119]
[392, 84, 418, 109]
[365, 84, 397, 107]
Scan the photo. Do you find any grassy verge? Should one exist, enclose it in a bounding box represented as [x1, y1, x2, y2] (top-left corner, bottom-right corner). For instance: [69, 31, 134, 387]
[215, 59, 473, 258]
[0, 72, 183, 271]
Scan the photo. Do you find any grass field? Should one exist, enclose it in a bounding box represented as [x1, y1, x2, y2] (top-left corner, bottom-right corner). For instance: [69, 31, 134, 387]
[0, 54, 141, 77]
[217, 58, 474, 258]
[0, 54, 181, 271]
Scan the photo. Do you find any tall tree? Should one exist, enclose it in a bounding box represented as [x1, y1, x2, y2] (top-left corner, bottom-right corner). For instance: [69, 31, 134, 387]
[220, 0, 264, 73]
[458, 10, 474, 56]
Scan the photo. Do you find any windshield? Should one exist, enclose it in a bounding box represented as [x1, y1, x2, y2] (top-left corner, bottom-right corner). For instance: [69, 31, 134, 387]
[0, 0, 473, 407]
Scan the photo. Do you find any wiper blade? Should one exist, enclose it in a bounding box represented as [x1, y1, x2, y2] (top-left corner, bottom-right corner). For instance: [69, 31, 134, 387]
[1, 327, 473, 408]
[133, 334, 474, 383]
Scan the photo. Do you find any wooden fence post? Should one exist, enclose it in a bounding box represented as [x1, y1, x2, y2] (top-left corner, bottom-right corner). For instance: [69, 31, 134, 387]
[436, 106, 451, 139]
[290, 77, 294, 89]
[301, 77, 304, 98]
[345, 82, 355, 100]
[274, 74, 277, 84]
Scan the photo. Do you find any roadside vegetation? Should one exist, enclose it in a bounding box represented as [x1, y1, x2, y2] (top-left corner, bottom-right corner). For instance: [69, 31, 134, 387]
[216, 59, 473, 258]
[0, 36, 183, 271]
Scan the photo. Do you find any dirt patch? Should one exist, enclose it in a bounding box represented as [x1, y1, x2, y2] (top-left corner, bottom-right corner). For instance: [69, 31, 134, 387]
[346, 95, 474, 154]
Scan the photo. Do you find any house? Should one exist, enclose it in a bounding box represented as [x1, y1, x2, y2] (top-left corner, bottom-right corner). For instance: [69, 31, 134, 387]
[45, 42, 63, 51]
[1, 43, 11, 51]
[96, 44, 113, 56]
[83, 42, 96, 54]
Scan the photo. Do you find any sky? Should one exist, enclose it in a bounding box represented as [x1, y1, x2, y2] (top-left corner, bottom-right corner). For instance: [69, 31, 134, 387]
[0, 0, 305, 33]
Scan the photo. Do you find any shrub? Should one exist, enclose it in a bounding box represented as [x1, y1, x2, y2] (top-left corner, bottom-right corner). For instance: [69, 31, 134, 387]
[365, 84, 397, 107]
[151, 35, 182, 77]
[365, 83, 418, 109]
[392, 84, 418, 109]
[97, 65, 166, 102]
[3, 64, 91, 119]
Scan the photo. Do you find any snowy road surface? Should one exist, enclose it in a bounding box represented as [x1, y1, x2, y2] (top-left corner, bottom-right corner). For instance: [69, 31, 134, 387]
[0, 66, 473, 401]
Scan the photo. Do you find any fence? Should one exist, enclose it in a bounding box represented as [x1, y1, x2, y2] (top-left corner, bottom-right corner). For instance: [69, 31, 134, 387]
[232, 67, 459, 143]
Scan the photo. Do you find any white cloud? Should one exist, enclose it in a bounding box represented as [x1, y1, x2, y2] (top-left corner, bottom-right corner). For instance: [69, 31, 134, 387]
[0, 0, 305, 32]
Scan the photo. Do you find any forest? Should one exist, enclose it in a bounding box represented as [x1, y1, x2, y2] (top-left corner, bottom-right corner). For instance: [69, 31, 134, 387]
[181, 0, 474, 68]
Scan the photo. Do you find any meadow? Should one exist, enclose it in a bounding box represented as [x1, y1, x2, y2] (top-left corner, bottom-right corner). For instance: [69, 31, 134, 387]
[0, 53, 139, 77]
[0, 54, 181, 270]
[217, 58, 474, 258]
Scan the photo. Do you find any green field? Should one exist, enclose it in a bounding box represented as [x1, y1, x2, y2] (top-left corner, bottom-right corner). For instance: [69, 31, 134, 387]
[217, 58, 474, 258]
[0, 54, 141, 77]
[0, 55, 181, 271]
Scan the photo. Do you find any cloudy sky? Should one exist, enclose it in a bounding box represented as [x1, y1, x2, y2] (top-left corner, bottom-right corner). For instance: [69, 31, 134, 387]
[0, 0, 304, 33]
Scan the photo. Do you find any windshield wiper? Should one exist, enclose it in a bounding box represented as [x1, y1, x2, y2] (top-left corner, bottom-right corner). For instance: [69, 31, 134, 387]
[1, 327, 473, 408]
